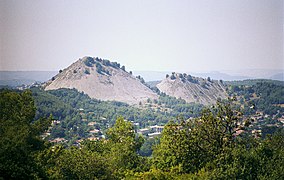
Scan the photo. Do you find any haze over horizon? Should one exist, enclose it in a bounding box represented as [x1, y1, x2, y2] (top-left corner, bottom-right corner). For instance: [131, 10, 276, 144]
[1, 0, 283, 73]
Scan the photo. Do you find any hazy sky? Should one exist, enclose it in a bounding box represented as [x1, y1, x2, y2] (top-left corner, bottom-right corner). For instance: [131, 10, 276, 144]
[0, 0, 283, 72]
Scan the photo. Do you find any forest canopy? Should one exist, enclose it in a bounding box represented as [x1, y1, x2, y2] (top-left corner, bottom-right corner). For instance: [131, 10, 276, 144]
[1, 89, 283, 179]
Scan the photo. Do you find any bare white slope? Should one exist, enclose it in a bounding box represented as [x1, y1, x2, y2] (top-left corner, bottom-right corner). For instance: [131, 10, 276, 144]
[44, 57, 158, 105]
[157, 73, 227, 105]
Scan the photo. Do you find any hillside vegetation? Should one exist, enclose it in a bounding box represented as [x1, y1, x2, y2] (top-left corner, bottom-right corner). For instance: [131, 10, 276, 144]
[30, 87, 203, 145]
[1, 89, 283, 179]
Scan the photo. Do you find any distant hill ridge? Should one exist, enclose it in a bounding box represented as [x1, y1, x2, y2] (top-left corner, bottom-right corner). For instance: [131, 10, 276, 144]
[44, 56, 158, 105]
[44, 56, 229, 105]
[156, 72, 227, 105]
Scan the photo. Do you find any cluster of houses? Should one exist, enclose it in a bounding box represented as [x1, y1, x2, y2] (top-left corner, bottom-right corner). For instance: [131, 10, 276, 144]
[137, 125, 164, 138]
[16, 82, 41, 90]
[242, 110, 284, 138]
[45, 106, 284, 145]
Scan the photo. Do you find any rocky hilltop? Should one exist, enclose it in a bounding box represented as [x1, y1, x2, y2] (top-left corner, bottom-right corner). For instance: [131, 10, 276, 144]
[44, 57, 158, 104]
[156, 73, 227, 105]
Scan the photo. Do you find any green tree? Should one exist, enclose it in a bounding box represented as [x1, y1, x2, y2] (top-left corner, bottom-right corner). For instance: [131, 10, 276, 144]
[206, 130, 284, 179]
[0, 90, 51, 179]
[96, 62, 103, 74]
[207, 77, 211, 82]
[152, 100, 243, 174]
[106, 116, 144, 177]
[139, 138, 159, 157]
[190, 100, 241, 158]
[83, 57, 95, 67]
[153, 119, 194, 173]
[37, 141, 115, 179]
[84, 68, 90, 74]
[170, 74, 176, 80]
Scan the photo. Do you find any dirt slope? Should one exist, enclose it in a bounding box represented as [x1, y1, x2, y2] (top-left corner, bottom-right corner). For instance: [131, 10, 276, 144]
[44, 57, 158, 105]
[156, 73, 227, 105]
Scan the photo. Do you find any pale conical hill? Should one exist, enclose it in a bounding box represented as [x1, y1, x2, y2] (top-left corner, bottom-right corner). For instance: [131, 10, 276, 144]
[44, 57, 158, 105]
[157, 73, 227, 105]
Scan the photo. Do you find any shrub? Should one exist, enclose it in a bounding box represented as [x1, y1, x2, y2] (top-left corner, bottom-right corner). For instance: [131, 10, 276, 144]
[102, 59, 111, 66]
[111, 62, 120, 68]
[85, 69, 90, 75]
[96, 63, 103, 74]
[83, 57, 95, 67]
[170, 74, 176, 80]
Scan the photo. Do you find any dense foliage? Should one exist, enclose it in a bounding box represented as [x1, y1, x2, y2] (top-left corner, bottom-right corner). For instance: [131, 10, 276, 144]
[30, 87, 203, 144]
[0, 89, 51, 179]
[225, 79, 283, 86]
[227, 81, 284, 116]
[1, 89, 283, 179]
